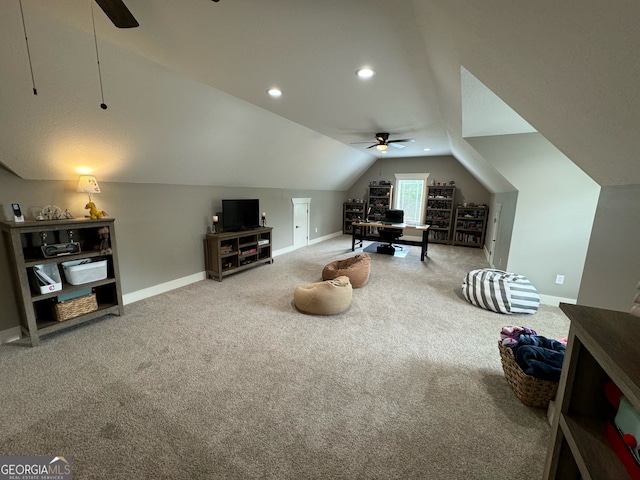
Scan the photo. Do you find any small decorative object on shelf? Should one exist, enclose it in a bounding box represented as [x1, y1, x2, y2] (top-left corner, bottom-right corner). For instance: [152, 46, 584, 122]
[98, 226, 112, 255]
[40, 205, 63, 220]
[211, 215, 219, 234]
[85, 201, 107, 219]
[261, 212, 266, 227]
[11, 203, 24, 223]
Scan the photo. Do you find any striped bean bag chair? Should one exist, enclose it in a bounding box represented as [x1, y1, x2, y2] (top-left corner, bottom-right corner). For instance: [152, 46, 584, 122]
[462, 269, 540, 314]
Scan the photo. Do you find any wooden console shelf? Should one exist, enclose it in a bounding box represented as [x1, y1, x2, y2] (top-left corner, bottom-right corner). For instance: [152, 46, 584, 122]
[543, 303, 640, 479]
[204, 227, 273, 281]
[1, 217, 124, 347]
[453, 205, 488, 248]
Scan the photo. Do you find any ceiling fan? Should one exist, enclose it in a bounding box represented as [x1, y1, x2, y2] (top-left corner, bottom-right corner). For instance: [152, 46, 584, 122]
[351, 132, 415, 151]
[95, 0, 139, 28]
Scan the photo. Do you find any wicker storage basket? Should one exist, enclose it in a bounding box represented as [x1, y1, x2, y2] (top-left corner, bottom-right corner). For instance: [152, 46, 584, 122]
[53, 293, 98, 322]
[498, 341, 559, 408]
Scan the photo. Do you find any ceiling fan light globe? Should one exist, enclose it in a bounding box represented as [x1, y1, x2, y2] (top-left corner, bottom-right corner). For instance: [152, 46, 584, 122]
[376, 144, 388, 151]
[356, 68, 375, 79]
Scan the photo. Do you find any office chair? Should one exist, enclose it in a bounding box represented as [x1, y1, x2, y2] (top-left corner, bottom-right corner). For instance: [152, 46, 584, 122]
[377, 209, 404, 255]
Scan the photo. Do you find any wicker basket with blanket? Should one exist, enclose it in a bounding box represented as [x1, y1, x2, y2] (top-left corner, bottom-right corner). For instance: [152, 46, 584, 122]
[498, 341, 559, 408]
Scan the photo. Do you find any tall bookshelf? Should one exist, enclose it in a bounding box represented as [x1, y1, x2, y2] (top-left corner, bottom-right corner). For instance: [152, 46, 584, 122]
[367, 184, 393, 221]
[453, 205, 488, 248]
[343, 201, 366, 234]
[424, 185, 456, 244]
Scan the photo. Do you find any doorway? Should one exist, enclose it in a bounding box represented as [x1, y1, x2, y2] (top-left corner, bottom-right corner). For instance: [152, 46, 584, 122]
[488, 203, 502, 266]
[292, 198, 311, 249]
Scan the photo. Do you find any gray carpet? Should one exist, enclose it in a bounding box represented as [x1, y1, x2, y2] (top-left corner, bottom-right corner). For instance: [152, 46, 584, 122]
[0, 236, 569, 479]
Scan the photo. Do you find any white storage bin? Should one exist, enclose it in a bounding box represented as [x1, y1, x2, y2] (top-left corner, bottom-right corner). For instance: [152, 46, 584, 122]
[32, 264, 62, 294]
[62, 259, 108, 285]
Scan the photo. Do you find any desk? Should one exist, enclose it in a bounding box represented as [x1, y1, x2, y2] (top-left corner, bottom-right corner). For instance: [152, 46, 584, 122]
[351, 222, 430, 261]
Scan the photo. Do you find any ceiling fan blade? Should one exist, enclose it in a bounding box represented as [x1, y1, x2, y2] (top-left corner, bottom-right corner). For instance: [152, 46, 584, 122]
[388, 138, 415, 144]
[366, 144, 378, 149]
[95, 0, 139, 28]
[389, 143, 406, 149]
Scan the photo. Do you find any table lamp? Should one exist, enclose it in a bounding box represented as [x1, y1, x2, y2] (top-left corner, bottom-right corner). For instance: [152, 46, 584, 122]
[77, 175, 101, 203]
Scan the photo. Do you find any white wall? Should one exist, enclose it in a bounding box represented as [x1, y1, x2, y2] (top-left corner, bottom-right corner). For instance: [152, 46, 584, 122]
[467, 133, 600, 303]
[578, 185, 640, 311]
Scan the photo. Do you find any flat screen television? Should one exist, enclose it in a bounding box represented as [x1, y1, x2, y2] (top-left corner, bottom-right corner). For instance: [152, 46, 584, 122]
[221, 199, 260, 232]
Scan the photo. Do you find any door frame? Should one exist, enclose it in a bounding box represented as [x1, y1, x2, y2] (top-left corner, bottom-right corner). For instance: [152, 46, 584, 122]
[291, 198, 311, 249]
[488, 203, 502, 266]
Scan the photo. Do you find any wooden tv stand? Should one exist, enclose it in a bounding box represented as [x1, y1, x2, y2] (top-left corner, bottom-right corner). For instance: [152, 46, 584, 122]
[203, 227, 273, 282]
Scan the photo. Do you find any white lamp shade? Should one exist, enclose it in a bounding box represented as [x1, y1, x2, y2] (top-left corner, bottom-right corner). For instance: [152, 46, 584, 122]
[77, 175, 101, 194]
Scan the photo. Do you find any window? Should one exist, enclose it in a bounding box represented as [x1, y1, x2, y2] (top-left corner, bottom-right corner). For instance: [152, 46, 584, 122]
[394, 173, 430, 223]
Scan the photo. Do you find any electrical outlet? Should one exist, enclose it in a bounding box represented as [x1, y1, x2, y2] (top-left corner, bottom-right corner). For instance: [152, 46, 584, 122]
[314, 227, 318, 233]
[555, 274, 565, 285]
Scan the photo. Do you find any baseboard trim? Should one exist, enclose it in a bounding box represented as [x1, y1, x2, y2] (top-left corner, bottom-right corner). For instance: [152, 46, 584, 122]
[122, 235, 340, 305]
[275, 231, 342, 256]
[123, 272, 206, 305]
[0, 326, 22, 344]
[539, 294, 577, 307]
[309, 231, 343, 245]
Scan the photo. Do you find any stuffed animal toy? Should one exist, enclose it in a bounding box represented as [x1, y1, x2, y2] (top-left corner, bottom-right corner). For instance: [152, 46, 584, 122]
[605, 381, 640, 479]
[97, 226, 112, 255]
[85, 202, 107, 219]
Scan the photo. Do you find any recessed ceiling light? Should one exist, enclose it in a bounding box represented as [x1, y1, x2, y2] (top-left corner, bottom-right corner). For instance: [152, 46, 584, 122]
[423, 148, 431, 152]
[356, 68, 375, 79]
[267, 88, 282, 98]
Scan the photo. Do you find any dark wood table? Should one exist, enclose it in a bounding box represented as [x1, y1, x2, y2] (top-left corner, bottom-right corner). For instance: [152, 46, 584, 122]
[351, 221, 431, 261]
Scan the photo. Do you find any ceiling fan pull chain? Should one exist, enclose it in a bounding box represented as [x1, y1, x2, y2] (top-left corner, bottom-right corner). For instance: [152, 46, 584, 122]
[90, 0, 108, 109]
[18, 0, 37, 95]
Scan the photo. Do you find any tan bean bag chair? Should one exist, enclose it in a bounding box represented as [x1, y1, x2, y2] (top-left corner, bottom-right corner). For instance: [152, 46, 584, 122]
[322, 253, 371, 288]
[294, 276, 353, 315]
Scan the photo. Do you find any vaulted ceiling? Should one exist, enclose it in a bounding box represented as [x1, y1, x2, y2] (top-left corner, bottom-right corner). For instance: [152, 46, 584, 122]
[1, 0, 638, 191]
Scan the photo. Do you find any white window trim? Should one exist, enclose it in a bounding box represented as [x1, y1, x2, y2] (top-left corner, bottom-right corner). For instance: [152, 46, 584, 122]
[393, 173, 430, 212]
